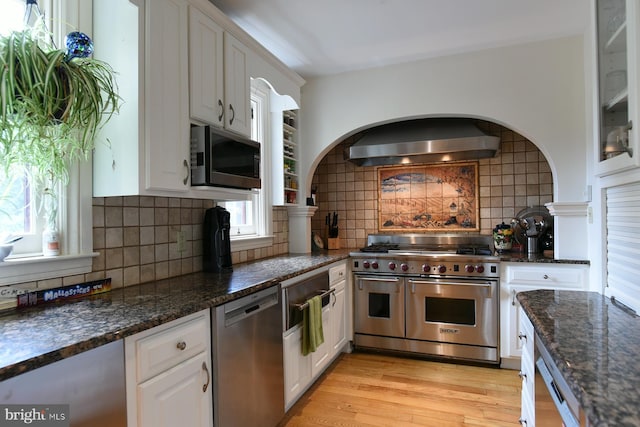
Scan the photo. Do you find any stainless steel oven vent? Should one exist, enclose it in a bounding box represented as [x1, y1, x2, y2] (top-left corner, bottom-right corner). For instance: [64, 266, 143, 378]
[345, 118, 500, 166]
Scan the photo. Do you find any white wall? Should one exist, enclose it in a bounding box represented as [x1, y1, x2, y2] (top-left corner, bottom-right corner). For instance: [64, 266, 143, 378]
[300, 35, 590, 259]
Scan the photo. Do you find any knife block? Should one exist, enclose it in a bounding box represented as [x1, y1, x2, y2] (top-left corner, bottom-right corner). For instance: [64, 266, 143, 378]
[327, 237, 340, 250]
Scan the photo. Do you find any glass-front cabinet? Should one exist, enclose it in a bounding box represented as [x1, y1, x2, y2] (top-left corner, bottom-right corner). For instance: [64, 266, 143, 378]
[595, 0, 640, 175]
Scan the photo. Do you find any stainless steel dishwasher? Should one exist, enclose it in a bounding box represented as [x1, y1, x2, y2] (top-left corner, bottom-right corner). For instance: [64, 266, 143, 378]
[212, 284, 284, 427]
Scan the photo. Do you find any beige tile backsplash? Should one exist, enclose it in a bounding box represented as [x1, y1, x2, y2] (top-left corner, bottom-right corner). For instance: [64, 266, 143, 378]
[311, 120, 553, 249]
[3, 198, 289, 292]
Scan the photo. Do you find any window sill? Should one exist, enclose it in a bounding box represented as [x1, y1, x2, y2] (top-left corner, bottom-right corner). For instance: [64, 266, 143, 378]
[230, 235, 275, 252]
[0, 253, 97, 285]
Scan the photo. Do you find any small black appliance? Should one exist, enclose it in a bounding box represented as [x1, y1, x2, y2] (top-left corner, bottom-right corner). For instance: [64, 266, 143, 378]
[203, 206, 233, 272]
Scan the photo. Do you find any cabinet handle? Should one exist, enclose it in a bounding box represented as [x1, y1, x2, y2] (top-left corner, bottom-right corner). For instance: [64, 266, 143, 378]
[182, 159, 189, 185]
[217, 99, 224, 122]
[229, 104, 235, 125]
[511, 289, 517, 306]
[518, 371, 527, 382]
[518, 333, 527, 341]
[518, 418, 527, 426]
[543, 274, 549, 280]
[202, 361, 210, 392]
[176, 341, 187, 351]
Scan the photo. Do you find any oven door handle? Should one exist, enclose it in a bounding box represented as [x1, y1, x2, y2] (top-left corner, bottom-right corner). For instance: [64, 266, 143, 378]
[407, 279, 494, 296]
[357, 277, 401, 290]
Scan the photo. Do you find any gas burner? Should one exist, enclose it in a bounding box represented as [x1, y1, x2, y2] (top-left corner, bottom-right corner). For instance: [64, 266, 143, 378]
[359, 244, 399, 253]
[456, 246, 493, 256]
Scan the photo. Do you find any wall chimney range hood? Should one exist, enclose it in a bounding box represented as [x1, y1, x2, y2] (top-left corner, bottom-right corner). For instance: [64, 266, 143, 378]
[345, 118, 500, 166]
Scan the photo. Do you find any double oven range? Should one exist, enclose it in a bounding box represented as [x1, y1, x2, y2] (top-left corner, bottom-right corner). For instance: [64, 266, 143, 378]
[351, 234, 500, 364]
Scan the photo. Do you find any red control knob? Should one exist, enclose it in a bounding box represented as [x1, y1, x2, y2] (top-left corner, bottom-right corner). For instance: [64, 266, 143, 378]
[363, 261, 370, 269]
[465, 264, 475, 273]
[388, 262, 397, 270]
[476, 265, 485, 274]
[371, 261, 379, 269]
[422, 264, 430, 273]
[438, 265, 447, 274]
[401, 263, 409, 272]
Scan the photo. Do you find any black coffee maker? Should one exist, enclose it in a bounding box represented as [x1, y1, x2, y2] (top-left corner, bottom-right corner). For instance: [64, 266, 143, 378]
[203, 206, 233, 272]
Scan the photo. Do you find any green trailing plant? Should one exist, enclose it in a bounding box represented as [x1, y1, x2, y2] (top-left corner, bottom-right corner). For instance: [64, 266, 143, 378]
[0, 28, 119, 203]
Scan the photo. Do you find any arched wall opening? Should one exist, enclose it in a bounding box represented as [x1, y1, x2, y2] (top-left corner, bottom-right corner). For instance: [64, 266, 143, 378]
[309, 117, 554, 250]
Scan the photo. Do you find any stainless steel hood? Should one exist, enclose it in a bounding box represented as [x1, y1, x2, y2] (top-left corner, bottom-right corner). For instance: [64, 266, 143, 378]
[345, 118, 500, 166]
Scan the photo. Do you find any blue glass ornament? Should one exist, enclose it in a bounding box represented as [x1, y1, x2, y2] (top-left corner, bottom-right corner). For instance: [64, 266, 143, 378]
[64, 31, 93, 62]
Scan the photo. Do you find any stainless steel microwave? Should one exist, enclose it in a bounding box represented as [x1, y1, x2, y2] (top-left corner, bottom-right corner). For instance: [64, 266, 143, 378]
[190, 125, 261, 190]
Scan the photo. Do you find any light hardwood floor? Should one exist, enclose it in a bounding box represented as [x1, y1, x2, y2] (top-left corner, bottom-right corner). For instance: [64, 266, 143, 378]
[279, 352, 522, 427]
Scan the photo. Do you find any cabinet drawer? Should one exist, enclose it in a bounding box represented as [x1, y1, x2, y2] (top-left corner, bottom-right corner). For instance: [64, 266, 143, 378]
[505, 264, 587, 290]
[519, 308, 534, 358]
[329, 263, 347, 286]
[519, 347, 535, 400]
[134, 312, 209, 383]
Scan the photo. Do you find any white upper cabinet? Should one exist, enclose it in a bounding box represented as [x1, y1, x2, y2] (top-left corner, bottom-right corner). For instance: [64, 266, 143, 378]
[188, 6, 225, 127]
[188, 6, 251, 138]
[93, 0, 190, 196]
[146, 0, 191, 192]
[594, 0, 640, 175]
[223, 33, 252, 137]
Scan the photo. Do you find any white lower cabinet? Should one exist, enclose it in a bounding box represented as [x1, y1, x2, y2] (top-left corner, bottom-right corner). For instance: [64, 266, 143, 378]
[125, 310, 212, 427]
[283, 261, 351, 411]
[310, 304, 331, 377]
[519, 307, 535, 426]
[500, 263, 588, 365]
[138, 352, 211, 427]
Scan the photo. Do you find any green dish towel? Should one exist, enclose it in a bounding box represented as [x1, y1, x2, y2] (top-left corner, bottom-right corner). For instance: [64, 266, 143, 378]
[302, 295, 324, 356]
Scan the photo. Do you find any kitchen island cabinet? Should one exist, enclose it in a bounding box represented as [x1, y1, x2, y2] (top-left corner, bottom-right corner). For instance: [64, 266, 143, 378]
[499, 262, 589, 368]
[518, 289, 640, 427]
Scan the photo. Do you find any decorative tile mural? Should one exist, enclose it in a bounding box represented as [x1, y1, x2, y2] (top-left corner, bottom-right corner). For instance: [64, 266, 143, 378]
[378, 162, 479, 232]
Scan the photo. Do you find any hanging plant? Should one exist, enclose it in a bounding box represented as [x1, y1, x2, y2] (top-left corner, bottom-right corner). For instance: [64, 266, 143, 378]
[0, 27, 119, 194]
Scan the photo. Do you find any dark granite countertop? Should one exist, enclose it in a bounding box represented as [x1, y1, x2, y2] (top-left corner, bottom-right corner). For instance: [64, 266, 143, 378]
[518, 290, 640, 427]
[498, 252, 590, 264]
[0, 251, 350, 382]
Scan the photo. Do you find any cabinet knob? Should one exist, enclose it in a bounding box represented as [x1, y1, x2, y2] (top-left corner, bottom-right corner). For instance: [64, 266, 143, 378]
[543, 274, 549, 280]
[518, 418, 527, 426]
[518, 333, 527, 341]
[518, 371, 527, 382]
[176, 341, 187, 351]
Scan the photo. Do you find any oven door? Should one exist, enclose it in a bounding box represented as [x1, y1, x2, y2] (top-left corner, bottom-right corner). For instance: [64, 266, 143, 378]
[354, 275, 405, 338]
[406, 278, 498, 347]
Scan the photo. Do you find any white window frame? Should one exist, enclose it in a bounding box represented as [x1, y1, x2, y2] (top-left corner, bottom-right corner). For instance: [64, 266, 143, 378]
[226, 80, 274, 252]
[0, 0, 94, 285]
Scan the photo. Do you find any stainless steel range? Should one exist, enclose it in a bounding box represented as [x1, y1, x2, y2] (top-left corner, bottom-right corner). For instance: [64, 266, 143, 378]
[350, 234, 500, 364]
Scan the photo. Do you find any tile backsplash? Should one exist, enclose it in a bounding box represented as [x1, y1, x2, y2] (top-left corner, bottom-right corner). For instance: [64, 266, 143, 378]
[2, 198, 289, 293]
[310, 120, 553, 249]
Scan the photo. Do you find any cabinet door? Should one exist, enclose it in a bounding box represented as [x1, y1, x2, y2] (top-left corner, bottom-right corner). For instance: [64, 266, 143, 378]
[138, 352, 212, 427]
[223, 32, 252, 137]
[331, 280, 347, 354]
[146, 0, 190, 192]
[311, 304, 331, 378]
[283, 327, 311, 409]
[188, 6, 224, 127]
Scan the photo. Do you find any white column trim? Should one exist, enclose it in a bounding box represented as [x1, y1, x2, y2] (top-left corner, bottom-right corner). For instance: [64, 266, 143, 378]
[545, 201, 589, 216]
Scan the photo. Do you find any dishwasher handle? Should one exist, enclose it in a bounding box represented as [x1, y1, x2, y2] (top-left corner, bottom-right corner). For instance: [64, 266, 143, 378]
[223, 286, 279, 327]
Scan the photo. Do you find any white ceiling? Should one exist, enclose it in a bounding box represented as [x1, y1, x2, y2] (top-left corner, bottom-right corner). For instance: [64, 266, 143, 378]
[209, 0, 590, 79]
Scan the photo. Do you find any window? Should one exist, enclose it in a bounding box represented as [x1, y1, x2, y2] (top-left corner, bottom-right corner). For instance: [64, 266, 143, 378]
[0, 1, 46, 254]
[220, 80, 273, 247]
[0, 0, 94, 284]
